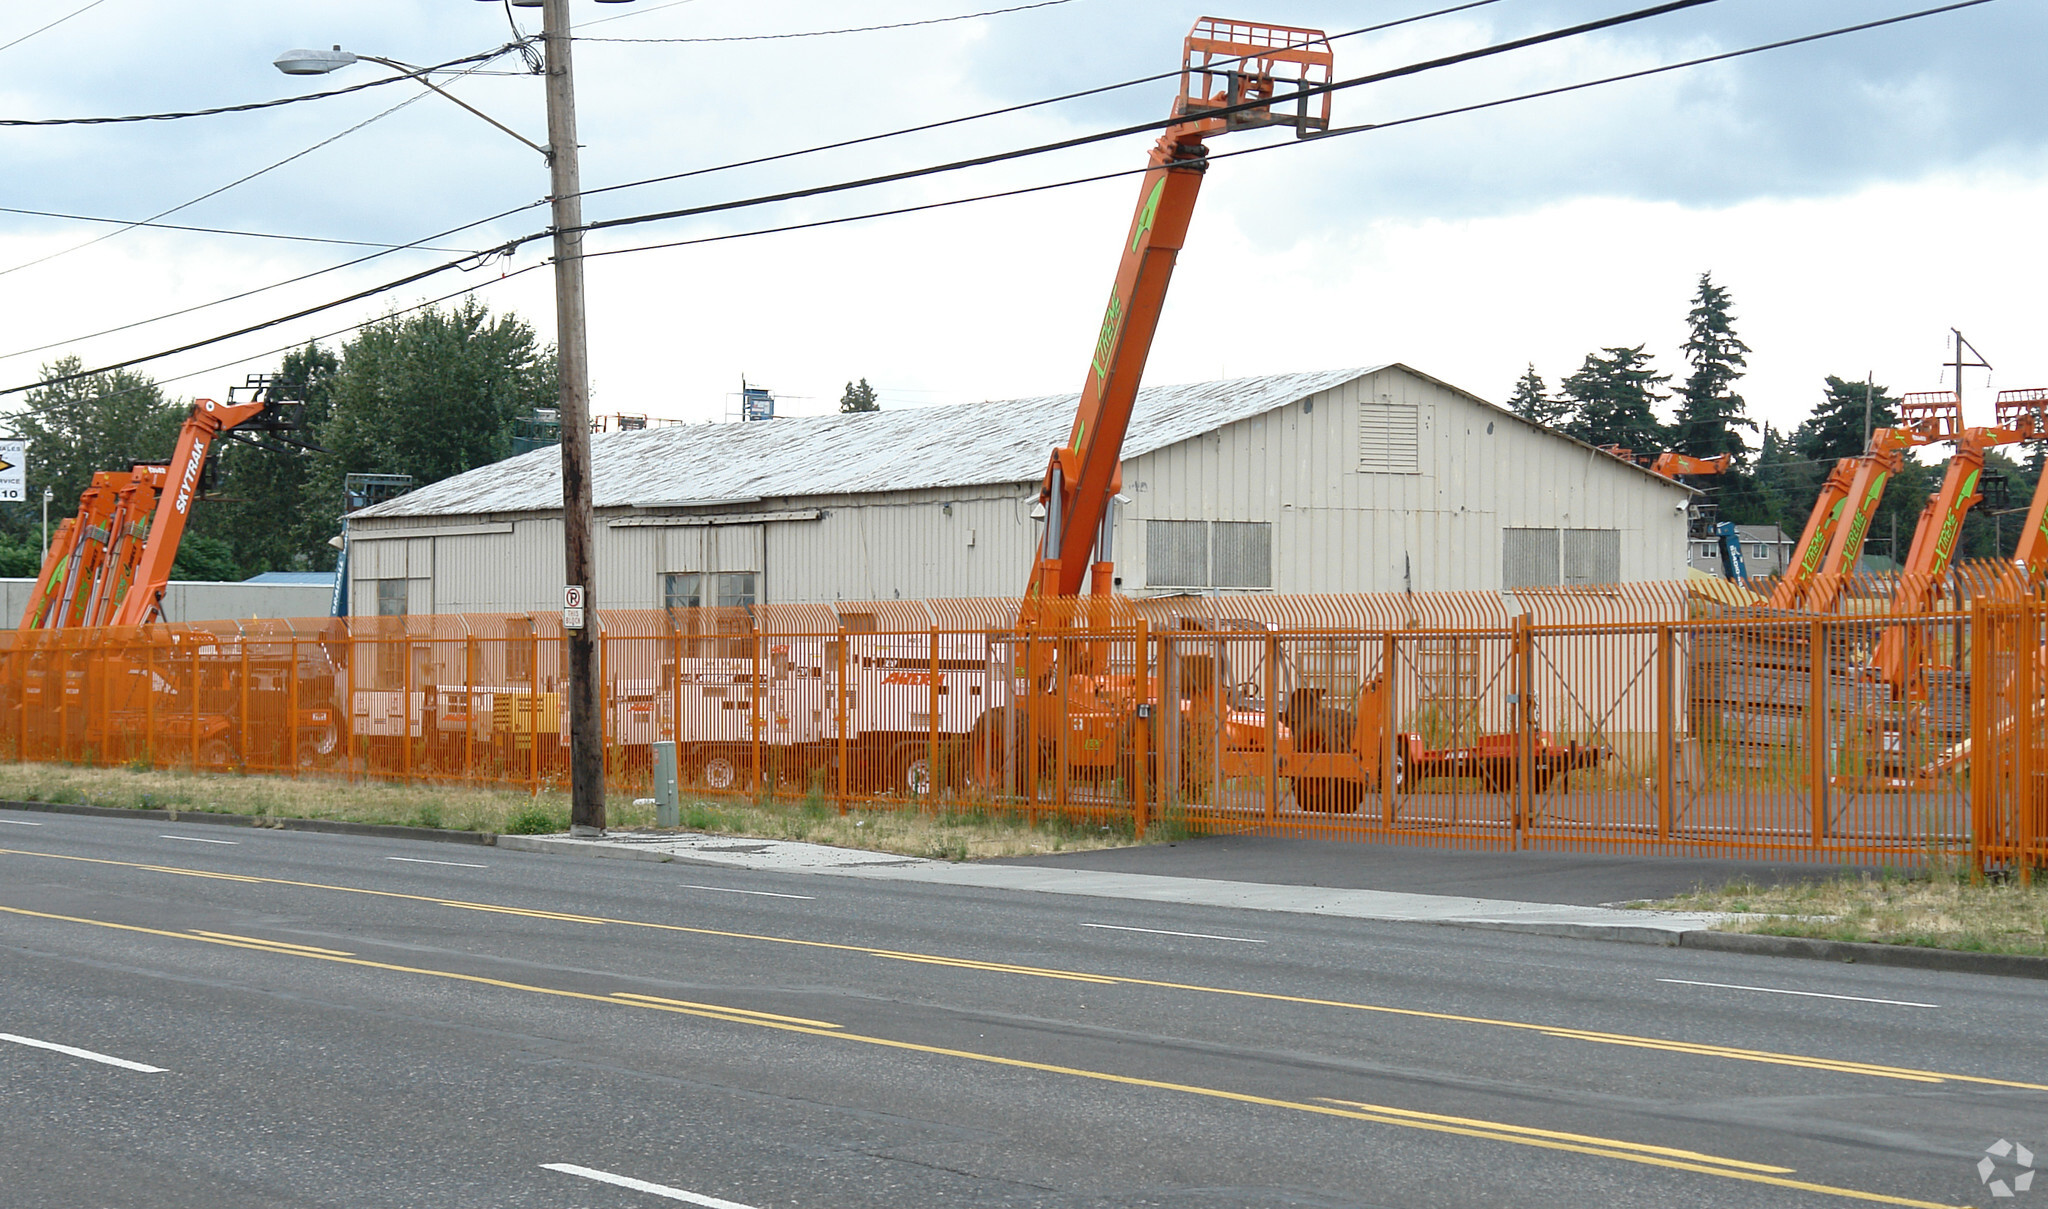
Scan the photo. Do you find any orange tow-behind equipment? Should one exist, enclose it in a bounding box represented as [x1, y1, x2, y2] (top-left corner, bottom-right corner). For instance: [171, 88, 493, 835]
[1025, 19, 1332, 603]
[18, 393, 268, 630]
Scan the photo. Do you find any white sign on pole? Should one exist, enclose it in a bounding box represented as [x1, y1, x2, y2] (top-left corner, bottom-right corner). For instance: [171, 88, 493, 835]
[563, 584, 586, 630]
[0, 440, 24, 503]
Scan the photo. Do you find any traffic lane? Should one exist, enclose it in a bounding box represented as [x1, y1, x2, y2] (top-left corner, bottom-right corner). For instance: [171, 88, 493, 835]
[6, 841, 2034, 1137]
[5, 823, 2041, 1122]
[0, 875, 2013, 1209]
[0, 910, 1974, 1209]
[3, 831, 2043, 1173]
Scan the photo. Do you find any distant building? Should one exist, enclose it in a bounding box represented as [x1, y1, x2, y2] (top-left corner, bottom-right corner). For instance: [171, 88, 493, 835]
[1688, 524, 1796, 580]
[343, 366, 1693, 614]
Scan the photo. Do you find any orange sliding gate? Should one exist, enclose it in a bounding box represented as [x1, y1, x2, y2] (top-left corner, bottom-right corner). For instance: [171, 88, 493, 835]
[0, 578, 2038, 876]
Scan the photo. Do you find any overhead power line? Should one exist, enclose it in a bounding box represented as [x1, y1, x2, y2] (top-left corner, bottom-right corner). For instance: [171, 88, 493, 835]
[0, 0, 1991, 399]
[0, 0, 1504, 364]
[0, 201, 543, 366]
[577, 0, 1728, 240]
[574, 0, 1512, 205]
[0, 0, 109, 56]
[578, 0, 1079, 43]
[0, 45, 516, 126]
[0, 205, 485, 253]
[0, 0, 1514, 371]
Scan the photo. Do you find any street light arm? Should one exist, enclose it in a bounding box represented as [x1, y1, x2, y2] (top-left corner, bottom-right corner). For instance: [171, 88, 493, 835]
[354, 53, 550, 158]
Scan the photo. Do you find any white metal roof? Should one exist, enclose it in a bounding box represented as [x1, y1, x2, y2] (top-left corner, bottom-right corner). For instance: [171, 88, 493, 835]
[355, 367, 1373, 520]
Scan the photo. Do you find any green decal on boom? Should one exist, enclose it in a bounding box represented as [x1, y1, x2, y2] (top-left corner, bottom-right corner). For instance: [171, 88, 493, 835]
[1131, 179, 1165, 252]
[1090, 289, 1124, 383]
[1800, 500, 1848, 576]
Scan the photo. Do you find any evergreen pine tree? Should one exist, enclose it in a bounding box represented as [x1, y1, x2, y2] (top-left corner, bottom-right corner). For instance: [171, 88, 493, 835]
[1559, 345, 1670, 451]
[839, 378, 881, 413]
[1672, 272, 1755, 459]
[1506, 363, 1568, 426]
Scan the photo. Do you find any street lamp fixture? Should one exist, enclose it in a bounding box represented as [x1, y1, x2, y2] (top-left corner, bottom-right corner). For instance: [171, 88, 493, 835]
[275, 0, 630, 836]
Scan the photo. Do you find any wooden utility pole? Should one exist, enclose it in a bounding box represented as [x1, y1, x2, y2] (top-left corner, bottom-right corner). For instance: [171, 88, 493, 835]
[543, 0, 605, 834]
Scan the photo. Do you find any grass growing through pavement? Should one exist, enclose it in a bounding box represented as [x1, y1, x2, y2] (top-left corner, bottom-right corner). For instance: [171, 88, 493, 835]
[1646, 866, 2048, 957]
[0, 762, 1184, 861]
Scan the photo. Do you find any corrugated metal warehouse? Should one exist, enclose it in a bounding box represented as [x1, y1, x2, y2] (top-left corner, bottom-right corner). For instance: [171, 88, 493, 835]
[344, 366, 1691, 614]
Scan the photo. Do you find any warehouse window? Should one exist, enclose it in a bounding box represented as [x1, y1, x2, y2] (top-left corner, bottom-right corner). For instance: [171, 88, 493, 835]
[1145, 521, 1271, 589]
[1358, 398, 1420, 474]
[1146, 521, 1208, 587]
[375, 579, 408, 616]
[662, 572, 703, 612]
[1211, 522, 1272, 588]
[665, 571, 758, 655]
[1505, 528, 1621, 588]
[1503, 529, 1560, 589]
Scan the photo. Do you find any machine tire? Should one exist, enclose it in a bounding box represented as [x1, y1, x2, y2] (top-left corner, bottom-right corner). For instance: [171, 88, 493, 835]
[695, 750, 741, 792]
[967, 707, 1026, 794]
[198, 737, 238, 772]
[890, 744, 935, 799]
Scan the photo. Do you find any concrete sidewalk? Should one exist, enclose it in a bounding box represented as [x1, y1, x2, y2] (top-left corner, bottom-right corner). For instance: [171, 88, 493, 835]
[989, 833, 1868, 906]
[496, 831, 1734, 945]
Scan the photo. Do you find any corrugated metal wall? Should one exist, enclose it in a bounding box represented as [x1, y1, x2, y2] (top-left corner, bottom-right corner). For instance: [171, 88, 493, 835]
[1120, 369, 1687, 595]
[347, 367, 1690, 610]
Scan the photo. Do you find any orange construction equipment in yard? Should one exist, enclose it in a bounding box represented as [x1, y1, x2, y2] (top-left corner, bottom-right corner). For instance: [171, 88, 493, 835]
[1871, 412, 2032, 696]
[1025, 18, 1332, 603]
[18, 393, 268, 630]
[1998, 387, 2048, 586]
[1770, 391, 1962, 612]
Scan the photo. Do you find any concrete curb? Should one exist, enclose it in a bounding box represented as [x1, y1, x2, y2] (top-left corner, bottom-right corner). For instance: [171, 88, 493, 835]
[1678, 929, 2048, 980]
[495, 834, 672, 863]
[0, 798, 497, 847]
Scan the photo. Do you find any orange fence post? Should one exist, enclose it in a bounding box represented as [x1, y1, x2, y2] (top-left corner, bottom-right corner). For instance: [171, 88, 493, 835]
[1382, 632, 1397, 828]
[1809, 617, 1827, 849]
[835, 627, 849, 815]
[928, 625, 940, 811]
[1656, 623, 1672, 844]
[1056, 633, 1070, 826]
[401, 629, 414, 783]
[289, 634, 301, 779]
[1263, 631, 1278, 826]
[749, 631, 763, 796]
[1133, 619, 1150, 839]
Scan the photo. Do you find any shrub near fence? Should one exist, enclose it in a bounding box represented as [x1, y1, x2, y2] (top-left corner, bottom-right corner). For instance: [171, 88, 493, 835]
[0, 579, 2040, 875]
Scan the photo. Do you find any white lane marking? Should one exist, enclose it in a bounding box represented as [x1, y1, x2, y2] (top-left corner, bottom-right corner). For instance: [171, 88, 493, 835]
[678, 884, 813, 900]
[386, 856, 489, 869]
[159, 835, 237, 845]
[542, 1163, 759, 1207]
[1656, 978, 1938, 1009]
[0, 819, 43, 825]
[0, 1032, 166, 1073]
[1081, 922, 1264, 944]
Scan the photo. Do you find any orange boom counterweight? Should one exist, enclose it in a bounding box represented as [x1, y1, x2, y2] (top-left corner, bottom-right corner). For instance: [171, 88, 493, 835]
[1025, 19, 1332, 604]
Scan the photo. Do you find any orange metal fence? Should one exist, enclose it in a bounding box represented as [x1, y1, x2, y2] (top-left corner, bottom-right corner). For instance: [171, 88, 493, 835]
[2, 575, 2041, 875]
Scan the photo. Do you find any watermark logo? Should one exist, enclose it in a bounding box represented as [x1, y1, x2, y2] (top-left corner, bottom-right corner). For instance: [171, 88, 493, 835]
[1979, 1140, 2036, 1198]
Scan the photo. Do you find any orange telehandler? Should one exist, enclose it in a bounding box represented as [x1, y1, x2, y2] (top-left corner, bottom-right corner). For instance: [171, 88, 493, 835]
[1768, 391, 1961, 611]
[973, 19, 1601, 812]
[8, 378, 342, 770]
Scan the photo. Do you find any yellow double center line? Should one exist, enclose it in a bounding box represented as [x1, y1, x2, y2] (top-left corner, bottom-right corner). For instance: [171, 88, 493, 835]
[1, 843, 2042, 1099]
[0, 899, 1970, 1208]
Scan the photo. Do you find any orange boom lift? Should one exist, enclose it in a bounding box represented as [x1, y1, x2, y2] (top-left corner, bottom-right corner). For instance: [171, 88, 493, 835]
[1871, 409, 2030, 697]
[19, 392, 270, 630]
[1771, 392, 1961, 612]
[1025, 19, 1332, 603]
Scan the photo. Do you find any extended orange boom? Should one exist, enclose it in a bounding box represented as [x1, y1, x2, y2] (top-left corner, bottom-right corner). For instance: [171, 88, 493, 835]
[1026, 18, 1332, 603]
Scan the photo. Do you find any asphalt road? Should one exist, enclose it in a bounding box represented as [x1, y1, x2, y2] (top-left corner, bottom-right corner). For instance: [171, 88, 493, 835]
[2, 806, 2042, 1208]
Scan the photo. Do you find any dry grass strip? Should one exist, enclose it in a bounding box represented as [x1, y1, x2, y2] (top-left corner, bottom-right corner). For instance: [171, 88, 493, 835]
[0, 762, 1167, 862]
[1650, 868, 2048, 958]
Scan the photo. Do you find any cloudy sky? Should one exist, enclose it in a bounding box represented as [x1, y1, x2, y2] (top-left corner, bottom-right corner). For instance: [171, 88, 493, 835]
[1, 0, 2042, 445]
